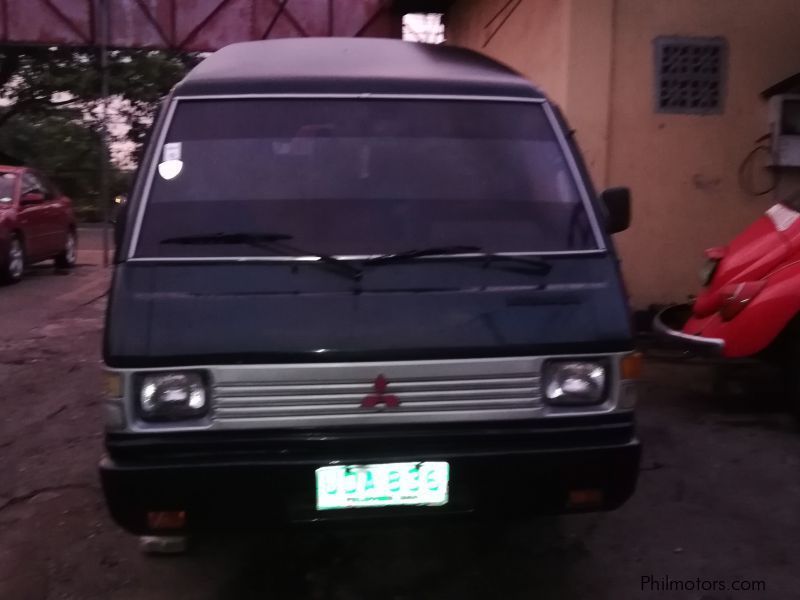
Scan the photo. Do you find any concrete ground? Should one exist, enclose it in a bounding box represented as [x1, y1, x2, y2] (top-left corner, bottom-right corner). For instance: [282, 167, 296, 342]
[0, 228, 798, 599]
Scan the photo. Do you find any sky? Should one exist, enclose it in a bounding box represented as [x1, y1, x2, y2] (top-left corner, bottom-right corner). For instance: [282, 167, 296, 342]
[403, 13, 445, 44]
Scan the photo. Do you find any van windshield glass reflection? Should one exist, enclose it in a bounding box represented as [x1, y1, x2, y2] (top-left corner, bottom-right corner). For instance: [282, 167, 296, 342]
[135, 99, 599, 257]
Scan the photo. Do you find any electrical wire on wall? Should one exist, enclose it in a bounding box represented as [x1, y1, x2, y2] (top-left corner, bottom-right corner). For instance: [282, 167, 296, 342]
[483, 0, 522, 48]
[738, 133, 778, 196]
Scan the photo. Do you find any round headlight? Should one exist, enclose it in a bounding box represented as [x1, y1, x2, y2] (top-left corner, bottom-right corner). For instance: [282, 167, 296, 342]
[544, 361, 607, 406]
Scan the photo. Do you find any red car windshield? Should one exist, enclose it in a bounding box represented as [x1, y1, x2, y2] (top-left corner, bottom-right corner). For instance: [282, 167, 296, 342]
[134, 99, 600, 258]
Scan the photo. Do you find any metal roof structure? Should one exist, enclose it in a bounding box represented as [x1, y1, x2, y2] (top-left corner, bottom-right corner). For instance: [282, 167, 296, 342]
[174, 37, 540, 98]
[3, 0, 403, 51]
[0, 1, 452, 266]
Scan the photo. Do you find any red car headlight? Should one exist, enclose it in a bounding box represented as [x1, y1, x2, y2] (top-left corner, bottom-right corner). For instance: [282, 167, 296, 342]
[718, 281, 767, 321]
[699, 258, 720, 287]
[700, 246, 726, 287]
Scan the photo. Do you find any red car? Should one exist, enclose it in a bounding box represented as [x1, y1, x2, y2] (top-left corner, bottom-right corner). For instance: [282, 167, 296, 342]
[0, 165, 77, 284]
[656, 199, 800, 416]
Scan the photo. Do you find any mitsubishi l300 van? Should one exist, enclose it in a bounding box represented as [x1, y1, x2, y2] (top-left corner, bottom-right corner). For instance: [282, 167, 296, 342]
[102, 38, 640, 537]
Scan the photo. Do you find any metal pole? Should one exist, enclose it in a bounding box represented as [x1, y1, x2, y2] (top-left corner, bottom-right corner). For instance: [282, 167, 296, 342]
[98, 0, 110, 267]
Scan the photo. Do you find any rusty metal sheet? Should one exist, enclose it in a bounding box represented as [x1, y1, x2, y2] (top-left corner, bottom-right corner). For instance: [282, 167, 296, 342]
[0, 0, 400, 50]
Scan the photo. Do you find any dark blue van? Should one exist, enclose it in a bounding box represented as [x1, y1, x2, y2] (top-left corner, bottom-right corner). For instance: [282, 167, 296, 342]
[101, 38, 640, 538]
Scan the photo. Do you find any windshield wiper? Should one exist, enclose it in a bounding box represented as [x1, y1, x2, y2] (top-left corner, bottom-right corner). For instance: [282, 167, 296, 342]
[362, 245, 482, 265]
[160, 232, 362, 281]
[478, 253, 552, 275]
[363, 245, 552, 275]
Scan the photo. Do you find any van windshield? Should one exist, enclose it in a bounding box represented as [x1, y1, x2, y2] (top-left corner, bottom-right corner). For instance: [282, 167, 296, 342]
[134, 99, 600, 258]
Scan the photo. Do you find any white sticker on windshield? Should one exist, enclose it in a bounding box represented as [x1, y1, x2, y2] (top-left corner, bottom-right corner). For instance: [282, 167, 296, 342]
[163, 142, 182, 162]
[766, 203, 800, 232]
[159, 142, 183, 180]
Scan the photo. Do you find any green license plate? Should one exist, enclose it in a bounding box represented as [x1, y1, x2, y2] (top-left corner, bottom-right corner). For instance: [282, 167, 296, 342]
[315, 461, 450, 510]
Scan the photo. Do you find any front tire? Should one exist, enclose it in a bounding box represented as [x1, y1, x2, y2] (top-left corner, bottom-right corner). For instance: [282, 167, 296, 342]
[1, 234, 24, 284]
[55, 229, 77, 269]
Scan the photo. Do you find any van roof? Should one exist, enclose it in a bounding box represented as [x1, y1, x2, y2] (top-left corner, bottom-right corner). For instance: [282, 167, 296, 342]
[174, 38, 544, 99]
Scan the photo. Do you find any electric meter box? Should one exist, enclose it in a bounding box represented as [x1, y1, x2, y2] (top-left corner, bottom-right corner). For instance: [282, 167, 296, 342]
[769, 94, 800, 167]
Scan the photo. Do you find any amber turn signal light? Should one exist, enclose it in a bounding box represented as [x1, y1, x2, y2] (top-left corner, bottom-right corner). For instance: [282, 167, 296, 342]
[104, 371, 122, 398]
[621, 352, 642, 380]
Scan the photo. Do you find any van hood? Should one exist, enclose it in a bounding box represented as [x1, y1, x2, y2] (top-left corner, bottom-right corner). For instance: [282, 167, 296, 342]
[104, 257, 632, 367]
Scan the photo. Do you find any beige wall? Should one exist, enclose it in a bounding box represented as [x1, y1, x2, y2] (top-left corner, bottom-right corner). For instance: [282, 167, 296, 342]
[562, 0, 615, 182]
[447, 0, 800, 307]
[446, 0, 613, 183]
[446, 0, 570, 102]
[608, 0, 800, 307]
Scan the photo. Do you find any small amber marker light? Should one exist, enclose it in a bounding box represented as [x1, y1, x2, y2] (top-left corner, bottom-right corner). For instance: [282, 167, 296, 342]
[147, 510, 187, 530]
[567, 489, 604, 508]
[104, 372, 122, 397]
[621, 352, 642, 380]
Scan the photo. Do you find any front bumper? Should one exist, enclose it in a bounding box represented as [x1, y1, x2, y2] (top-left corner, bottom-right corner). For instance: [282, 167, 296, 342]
[100, 413, 640, 534]
[653, 304, 725, 356]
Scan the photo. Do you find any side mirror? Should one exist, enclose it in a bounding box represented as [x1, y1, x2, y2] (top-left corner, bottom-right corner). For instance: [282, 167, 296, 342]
[600, 187, 631, 234]
[20, 190, 46, 206]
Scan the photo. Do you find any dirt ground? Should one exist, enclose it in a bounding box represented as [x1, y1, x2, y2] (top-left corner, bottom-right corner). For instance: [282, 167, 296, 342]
[1, 233, 799, 599]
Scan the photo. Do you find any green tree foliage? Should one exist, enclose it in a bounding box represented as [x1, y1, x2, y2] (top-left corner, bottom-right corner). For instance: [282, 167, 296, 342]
[0, 114, 132, 219]
[0, 46, 198, 219]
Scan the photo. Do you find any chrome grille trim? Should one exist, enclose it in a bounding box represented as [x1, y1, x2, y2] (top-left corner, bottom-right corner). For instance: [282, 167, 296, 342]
[209, 357, 545, 429]
[112, 354, 627, 432]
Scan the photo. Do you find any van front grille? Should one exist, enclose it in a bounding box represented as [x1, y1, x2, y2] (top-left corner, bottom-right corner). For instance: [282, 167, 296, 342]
[209, 358, 545, 428]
